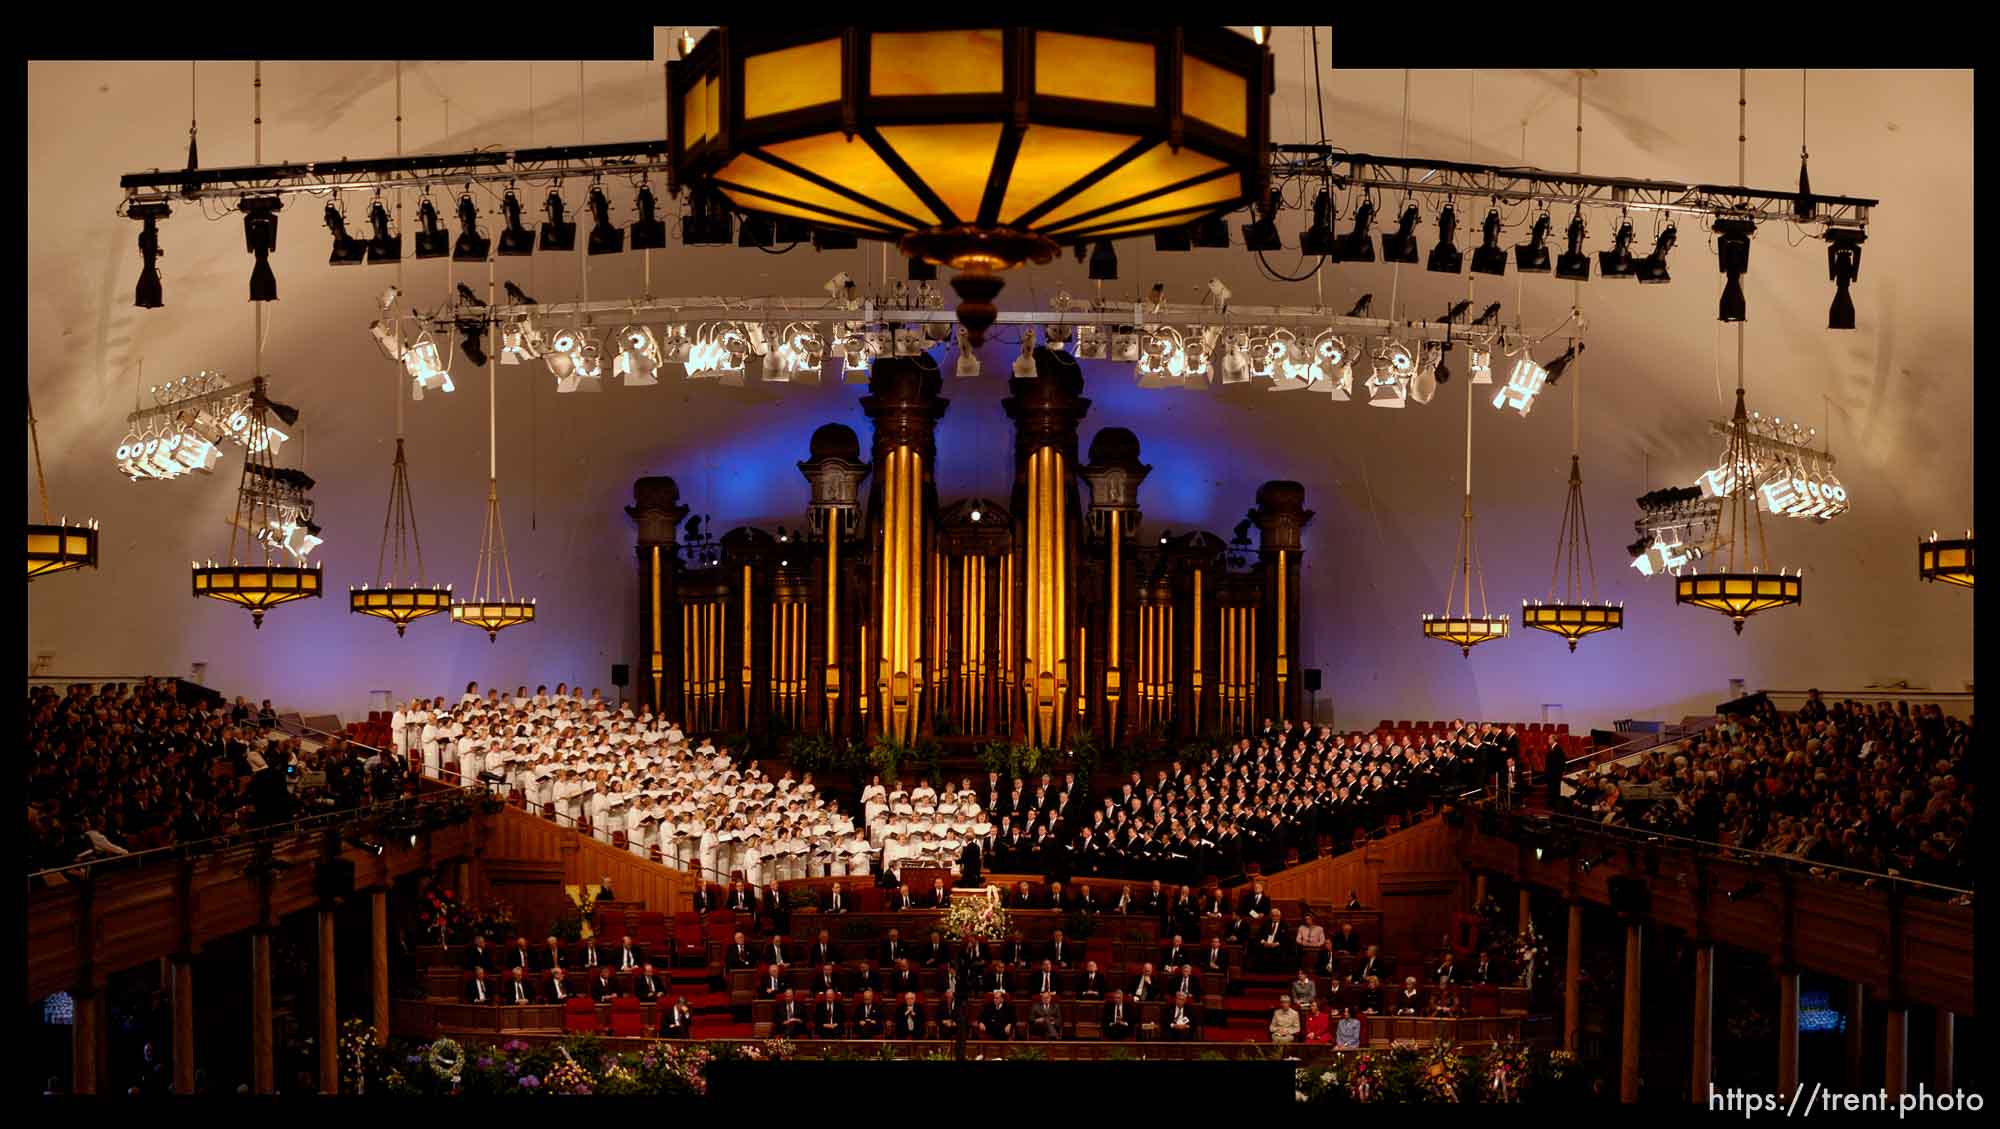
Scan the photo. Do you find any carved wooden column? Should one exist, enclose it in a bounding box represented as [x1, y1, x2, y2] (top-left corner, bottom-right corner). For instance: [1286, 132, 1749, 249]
[1691, 940, 1715, 1103]
[1776, 964, 1800, 1095]
[1250, 480, 1312, 723]
[1620, 921, 1643, 1103]
[317, 905, 339, 1094]
[1002, 347, 1088, 749]
[1883, 1003, 1908, 1098]
[170, 955, 196, 1094]
[250, 929, 275, 1093]
[1844, 982, 1866, 1087]
[627, 477, 689, 720]
[1564, 900, 1584, 1054]
[799, 424, 868, 739]
[860, 354, 949, 745]
[370, 887, 391, 1045]
[1078, 427, 1149, 748]
[70, 986, 102, 1095]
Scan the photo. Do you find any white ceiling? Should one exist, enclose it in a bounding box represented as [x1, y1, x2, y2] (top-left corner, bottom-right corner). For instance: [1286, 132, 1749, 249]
[25, 35, 1974, 726]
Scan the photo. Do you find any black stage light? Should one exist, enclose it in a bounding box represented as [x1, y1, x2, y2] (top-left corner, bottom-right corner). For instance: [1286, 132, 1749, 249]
[738, 213, 774, 248]
[1826, 228, 1865, 330]
[586, 185, 624, 255]
[325, 203, 367, 266]
[1713, 216, 1755, 323]
[131, 201, 170, 309]
[459, 322, 488, 368]
[1636, 223, 1676, 284]
[1598, 217, 1637, 279]
[1298, 189, 1338, 260]
[908, 255, 936, 281]
[1344, 294, 1372, 319]
[1337, 198, 1376, 263]
[1554, 211, 1591, 281]
[413, 196, 449, 259]
[1470, 209, 1507, 276]
[629, 184, 667, 250]
[812, 227, 857, 251]
[1088, 239, 1118, 281]
[1434, 341, 1453, 385]
[682, 189, 732, 245]
[452, 194, 490, 262]
[1191, 213, 1231, 249]
[365, 199, 401, 264]
[1514, 211, 1552, 273]
[496, 190, 535, 257]
[1381, 203, 1420, 264]
[1426, 203, 1463, 274]
[538, 190, 576, 252]
[772, 218, 811, 245]
[1542, 341, 1584, 386]
[503, 281, 538, 305]
[240, 196, 282, 302]
[456, 282, 486, 308]
[1153, 224, 1192, 252]
[1241, 195, 1282, 252]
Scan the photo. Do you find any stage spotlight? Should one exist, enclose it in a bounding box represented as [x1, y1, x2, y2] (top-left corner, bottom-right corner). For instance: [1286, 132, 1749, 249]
[131, 201, 169, 309]
[1493, 353, 1549, 416]
[452, 194, 490, 262]
[1598, 217, 1637, 279]
[1542, 341, 1583, 386]
[1554, 211, 1590, 281]
[456, 282, 486, 308]
[613, 326, 662, 386]
[1241, 195, 1282, 252]
[413, 196, 448, 259]
[1514, 211, 1552, 273]
[1298, 189, 1337, 259]
[365, 198, 401, 264]
[538, 189, 576, 252]
[1381, 203, 1420, 264]
[738, 213, 774, 248]
[496, 190, 535, 256]
[1337, 199, 1377, 263]
[503, 282, 538, 306]
[1192, 213, 1231, 249]
[1826, 228, 1864, 330]
[586, 185, 624, 255]
[1011, 330, 1038, 380]
[1153, 225, 1192, 252]
[812, 227, 857, 251]
[629, 183, 667, 250]
[1714, 216, 1755, 323]
[458, 322, 488, 368]
[682, 189, 733, 246]
[1345, 294, 1372, 319]
[499, 320, 544, 364]
[1635, 223, 1676, 284]
[1365, 364, 1406, 409]
[1088, 239, 1118, 281]
[325, 203, 367, 266]
[1426, 203, 1462, 274]
[1470, 209, 1507, 276]
[240, 196, 282, 302]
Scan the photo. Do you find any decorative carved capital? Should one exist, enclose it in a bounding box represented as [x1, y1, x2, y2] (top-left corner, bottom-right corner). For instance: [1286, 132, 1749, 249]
[627, 476, 690, 545]
[1252, 480, 1314, 554]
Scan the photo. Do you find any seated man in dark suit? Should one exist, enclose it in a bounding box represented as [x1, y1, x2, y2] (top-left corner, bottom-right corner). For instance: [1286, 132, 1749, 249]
[775, 989, 808, 1037]
[502, 966, 534, 1006]
[725, 931, 756, 971]
[1251, 909, 1290, 973]
[1330, 921, 1361, 954]
[815, 992, 845, 1038]
[811, 929, 838, 967]
[461, 935, 496, 971]
[1074, 884, 1100, 914]
[851, 990, 885, 1038]
[879, 929, 907, 967]
[1161, 934, 1191, 972]
[691, 885, 716, 915]
[632, 963, 665, 1002]
[757, 965, 786, 999]
[463, 967, 495, 1004]
[507, 935, 537, 973]
[613, 934, 647, 972]
[726, 880, 757, 914]
[1030, 959, 1059, 997]
[589, 966, 620, 1000]
[1128, 962, 1157, 1003]
[960, 936, 989, 968]
[765, 933, 793, 970]
[661, 996, 694, 1038]
[890, 883, 920, 911]
[813, 963, 841, 998]
[764, 885, 790, 932]
[1003, 931, 1031, 968]
[1029, 991, 1064, 1039]
[928, 877, 953, 908]
[895, 992, 924, 1038]
[977, 990, 1014, 1040]
[1202, 936, 1230, 976]
[822, 882, 852, 914]
[1170, 964, 1201, 1003]
[935, 989, 961, 1039]
[542, 967, 576, 1004]
[920, 930, 948, 967]
[1163, 991, 1198, 1041]
[577, 934, 604, 970]
[1076, 960, 1107, 999]
[1009, 880, 1037, 909]
[851, 960, 881, 996]
[1045, 929, 1074, 969]
[1469, 951, 1497, 985]
[1349, 944, 1386, 984]
[1044, 881, 1068, 912]
[1101, 990, 1134, 1040]
[983, 959, 1010, 996]
[538, 935, 567, 972]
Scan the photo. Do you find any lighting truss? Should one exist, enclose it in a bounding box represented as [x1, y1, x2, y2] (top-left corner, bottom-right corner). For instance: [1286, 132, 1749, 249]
[1700, 412, 1848, 522]
[118, 141, 674, 207]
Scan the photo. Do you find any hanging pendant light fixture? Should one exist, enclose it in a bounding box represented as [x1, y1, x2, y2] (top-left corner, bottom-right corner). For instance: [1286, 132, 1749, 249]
[353, 69, 451, 635]
[1677, 71, 1801, 635]
[451, 264, 536, 642]
[1918, 531, 1974, 588]
[668, 27, 1272, 345]
[192, 377, 324, 627]
[1423, 368, 1509, 656]
[26, 383, 99, 580]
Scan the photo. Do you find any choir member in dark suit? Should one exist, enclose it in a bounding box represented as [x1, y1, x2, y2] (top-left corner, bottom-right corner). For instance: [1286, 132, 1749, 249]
[920, 931, 948, 967]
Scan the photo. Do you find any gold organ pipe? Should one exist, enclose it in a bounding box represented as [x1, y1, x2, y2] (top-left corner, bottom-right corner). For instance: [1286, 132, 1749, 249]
[742, 565, 753, 731]
[681, 602, 692, 722]
[826, 514, 840, 704]
[1276, 549, 1288, 709]
[649, 546, 663, 710]
[1109, 511, 1121, 669]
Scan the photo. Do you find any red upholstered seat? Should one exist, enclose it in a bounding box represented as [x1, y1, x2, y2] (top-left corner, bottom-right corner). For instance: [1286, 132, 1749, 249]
[676, 924, 708, 961]
[612, 829, 629, 849]
[564, 994, 599, 1033]
[609, 995, 643, 1036]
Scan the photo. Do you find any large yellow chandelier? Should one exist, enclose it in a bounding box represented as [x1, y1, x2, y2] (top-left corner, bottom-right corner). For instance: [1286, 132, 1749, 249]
[1918, 531, 1973, 588]
[27, 383, 99, 580]
[668, 26, 1272, 343]
[1674, 382, 1802, 633]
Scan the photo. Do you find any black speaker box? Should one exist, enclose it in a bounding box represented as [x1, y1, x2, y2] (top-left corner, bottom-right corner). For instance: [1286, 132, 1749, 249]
[611, 663, 630, 687]
[1303, 668, 1322, 692]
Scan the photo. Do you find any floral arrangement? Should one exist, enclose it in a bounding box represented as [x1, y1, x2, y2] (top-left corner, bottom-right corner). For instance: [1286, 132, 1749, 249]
[1481, 1039, 1532, 1102]
[939, 893, 1010, 941]
[419, 887, 469, 945]
[1417, 1040, 1462, 1103]
[426, 1037, 466, 1090]
[338, 1019, 379, 1094]
[543, 1050, 597, 1095]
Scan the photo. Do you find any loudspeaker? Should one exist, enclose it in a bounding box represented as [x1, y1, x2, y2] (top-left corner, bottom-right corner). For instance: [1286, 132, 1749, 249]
[313, 857, 356, 904]
[1304, 668, 1322, 693]
[611, 663, 630, 688]
[1607, 876, 1649, 916]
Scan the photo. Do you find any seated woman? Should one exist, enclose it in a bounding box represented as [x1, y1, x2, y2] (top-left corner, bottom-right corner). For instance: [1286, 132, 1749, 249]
[1301, 999, 1332, 1044]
